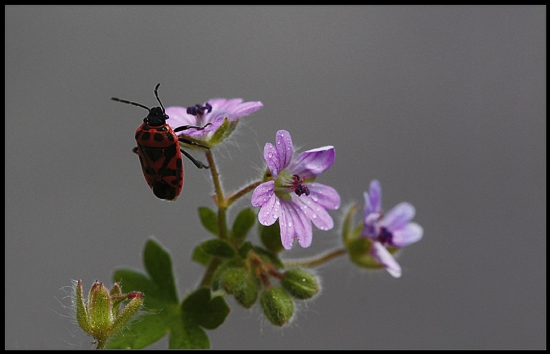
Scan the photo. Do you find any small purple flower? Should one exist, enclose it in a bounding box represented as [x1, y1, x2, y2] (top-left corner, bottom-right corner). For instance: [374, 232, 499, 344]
[252, 130, 341, 249]
[362, 180, 423, 278]
[165, 98, 263, 145]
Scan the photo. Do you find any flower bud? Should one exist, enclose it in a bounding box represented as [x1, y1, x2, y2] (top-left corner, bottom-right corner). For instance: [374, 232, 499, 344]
[260, 286, 294, 327]
[280, 268, 320, 300]
[220, 267, 259, 309]
[74, 280, 144, 349]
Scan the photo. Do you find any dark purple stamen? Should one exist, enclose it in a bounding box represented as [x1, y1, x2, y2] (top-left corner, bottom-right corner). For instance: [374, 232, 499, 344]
[186, 103, 213, 118]
[377, 227, 393, 245]
[291, 175, 310, 197]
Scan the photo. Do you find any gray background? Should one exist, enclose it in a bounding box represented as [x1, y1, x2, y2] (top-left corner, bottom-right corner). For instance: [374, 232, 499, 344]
[5, 6, 545, 349]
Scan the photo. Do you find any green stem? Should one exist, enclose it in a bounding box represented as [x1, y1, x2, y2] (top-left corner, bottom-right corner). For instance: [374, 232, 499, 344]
[205, 150, 228, 240]
[199, 257, 222, 288]
[226, 180, 263, 207]
[282, 248, 347, 268]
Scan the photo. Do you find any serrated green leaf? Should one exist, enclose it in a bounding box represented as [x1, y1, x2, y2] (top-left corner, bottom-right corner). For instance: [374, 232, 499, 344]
[192, 244, 212, 266]
[106, 310, 170, 349]
[169, 316, 210, 349]
[181, 288, 230, 330]
[231, 208, 255, 244]
[259, 222, 284, 254]
[143, 239, 178, 304]
[198, 207, 218, 235]
[200, 239, 236, 258]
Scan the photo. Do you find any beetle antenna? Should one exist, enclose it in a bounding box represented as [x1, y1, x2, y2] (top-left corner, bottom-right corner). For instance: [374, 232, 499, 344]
[111, 97, 151, 112]
[153, 83, 166, 112]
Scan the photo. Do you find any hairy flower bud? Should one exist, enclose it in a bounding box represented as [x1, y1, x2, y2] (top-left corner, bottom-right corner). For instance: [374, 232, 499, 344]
[220, 267, 260, 309]
[260, 286, 294, 327]
[280, 268, 320, 300]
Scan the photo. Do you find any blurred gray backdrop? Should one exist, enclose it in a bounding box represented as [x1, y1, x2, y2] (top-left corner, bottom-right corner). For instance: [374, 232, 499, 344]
[5, 6, 545, 349]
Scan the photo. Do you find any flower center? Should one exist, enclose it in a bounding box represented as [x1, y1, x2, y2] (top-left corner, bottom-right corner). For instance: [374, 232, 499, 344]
[290, 175, 310, 197]
[186, 103, 212, 119]
[377, 227, 393, 245]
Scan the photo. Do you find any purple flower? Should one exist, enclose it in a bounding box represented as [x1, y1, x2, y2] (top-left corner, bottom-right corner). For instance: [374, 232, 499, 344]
[165, 98, 263, 146]
[361, 180, 423, 278]
[251, 130, 341, 249]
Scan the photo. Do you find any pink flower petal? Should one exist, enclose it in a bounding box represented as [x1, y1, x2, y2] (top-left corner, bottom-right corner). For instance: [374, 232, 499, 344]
[370, 241, 402, 278]
[275, 130, 294, 170]
[391, 222, 423, 247]
[288, 146, 335, 178]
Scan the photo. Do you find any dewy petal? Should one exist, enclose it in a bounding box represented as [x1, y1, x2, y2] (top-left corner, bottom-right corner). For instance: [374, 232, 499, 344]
[391, 222, 423, 247]
[370, 241, 402, 278]
[288, 146, 335, 179]
[292, 195, 334, 231]
[381, 202, 416, 232]
[252, 181, 280, 226]
[275, 130, 294, 170]
[278, 202, 296, 249]
[285, 201, 312, 248]
[263, 143, 281, 178]
[307, 183, 341, 210]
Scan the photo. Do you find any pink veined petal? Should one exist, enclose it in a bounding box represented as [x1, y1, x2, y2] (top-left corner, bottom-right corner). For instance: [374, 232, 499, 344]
[257, 193, 280, 226]
[307, 183, 341, 210]
[232, 101, 263, 117]
[288, 146, 335, 178]
[278, 203, 295, 249]
[391, 222, 423, 247]
[286, 200, 313, 248]
[370, 241, 402, 278]
[381, 202, 416, 232]
[263, 143, 281, 178]
[292, 195, 334, 231]
[251, 180, 275, 207]
[368, 180, 382, 214]
[275, 130, 294, 170]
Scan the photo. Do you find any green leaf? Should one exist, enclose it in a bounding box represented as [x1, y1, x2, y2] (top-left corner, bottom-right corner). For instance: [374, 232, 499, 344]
[198, 207, 218, 235]
[181, 288, 230, 330]
[259, 222, 284, 254]
[109, 238, 213, 349]
[231, 208, 255, 244]
[143, 238, 178, 303]
[252, 246, 284, 269]
[107, 309, 171, 349]
[238, 241, 253, 259]
[169, 316, 209, 349]
[192, 244, 212, 266]
[199, 239, 237, 258]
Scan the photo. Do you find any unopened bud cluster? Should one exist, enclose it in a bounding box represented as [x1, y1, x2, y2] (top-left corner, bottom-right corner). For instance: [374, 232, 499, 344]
[212, 252, 320, 326]
[74, 280, 144, 349]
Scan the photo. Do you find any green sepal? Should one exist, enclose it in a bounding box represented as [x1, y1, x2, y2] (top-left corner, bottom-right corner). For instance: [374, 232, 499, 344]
[231, 208, 255, 244]
[181, 288, 230, 330]
[342, 204, 360, 245]
[260, 286, 294, 327]
[259, 222, 284, 254]
[199, 239, 237, 258]
[198, 207, 218, 236]
[208, 117, 238, 146]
